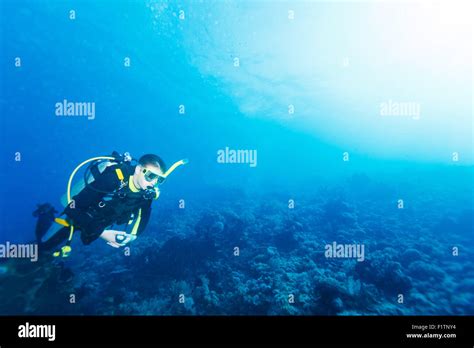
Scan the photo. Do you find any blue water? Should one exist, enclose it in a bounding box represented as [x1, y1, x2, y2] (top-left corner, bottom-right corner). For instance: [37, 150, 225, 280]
[0, 0, 472, 315]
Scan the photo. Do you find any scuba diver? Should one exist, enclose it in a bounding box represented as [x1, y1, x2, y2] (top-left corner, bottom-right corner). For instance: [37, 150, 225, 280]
[33, 151, 187, 258]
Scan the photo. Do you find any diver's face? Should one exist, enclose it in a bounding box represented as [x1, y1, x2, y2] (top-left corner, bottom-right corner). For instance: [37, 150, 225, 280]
[134, 164, 164, 190]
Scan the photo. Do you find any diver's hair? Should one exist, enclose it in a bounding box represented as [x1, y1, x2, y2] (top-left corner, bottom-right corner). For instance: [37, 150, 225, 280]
[138, 154, 167, 172]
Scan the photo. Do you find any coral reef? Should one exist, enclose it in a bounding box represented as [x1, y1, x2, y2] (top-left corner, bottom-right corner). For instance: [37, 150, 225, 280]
[1, 175, 472, 315]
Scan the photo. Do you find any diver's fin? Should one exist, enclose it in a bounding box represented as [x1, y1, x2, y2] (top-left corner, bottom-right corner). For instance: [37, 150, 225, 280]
[33, 203, 58, 242]
[33, 203, 57, 217]
[39, 227, 70, 251]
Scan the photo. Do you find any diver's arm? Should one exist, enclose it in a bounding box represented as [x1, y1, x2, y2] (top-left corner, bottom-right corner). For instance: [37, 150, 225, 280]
[100, 230, 127, 248]
[137, 203, 152, 234]
[99, 205, 151, 248]
[128, 202, 152, 236]
[101, 203, 151, 247]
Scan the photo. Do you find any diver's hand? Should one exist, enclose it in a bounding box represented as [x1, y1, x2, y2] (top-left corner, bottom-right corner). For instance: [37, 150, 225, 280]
[118, 234, 137, 245]
[100, 230, 126, 248]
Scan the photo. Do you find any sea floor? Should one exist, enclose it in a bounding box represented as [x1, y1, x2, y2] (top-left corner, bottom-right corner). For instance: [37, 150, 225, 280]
[1, 174, 473, 315]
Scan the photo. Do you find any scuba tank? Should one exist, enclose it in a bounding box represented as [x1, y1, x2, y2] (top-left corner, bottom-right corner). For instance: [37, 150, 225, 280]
[60, 151, 132, 207]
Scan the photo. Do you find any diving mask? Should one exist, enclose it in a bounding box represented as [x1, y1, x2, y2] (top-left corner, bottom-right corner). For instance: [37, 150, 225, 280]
[142, 168, 166, 184]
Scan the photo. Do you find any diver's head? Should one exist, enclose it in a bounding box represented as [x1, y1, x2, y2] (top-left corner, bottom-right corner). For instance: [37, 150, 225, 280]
[133, 154, 167, 190]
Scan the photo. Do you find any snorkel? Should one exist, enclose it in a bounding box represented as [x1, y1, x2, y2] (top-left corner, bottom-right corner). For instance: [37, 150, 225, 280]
[145, 158, 189, 184]
[141, 158, 188, 199]
[162, 158, 189, 180]
[161, 158, 188, 179]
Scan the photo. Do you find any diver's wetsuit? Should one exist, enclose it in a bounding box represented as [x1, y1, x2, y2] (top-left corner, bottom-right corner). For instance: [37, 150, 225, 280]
[40, 163, 154, 249]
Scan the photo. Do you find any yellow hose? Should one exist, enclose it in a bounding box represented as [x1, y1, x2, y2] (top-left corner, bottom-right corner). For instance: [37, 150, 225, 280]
[163, 159, 188, 178]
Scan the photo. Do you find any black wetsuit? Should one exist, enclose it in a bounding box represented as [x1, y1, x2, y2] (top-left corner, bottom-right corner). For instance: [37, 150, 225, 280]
[41, 163, 154, 249]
